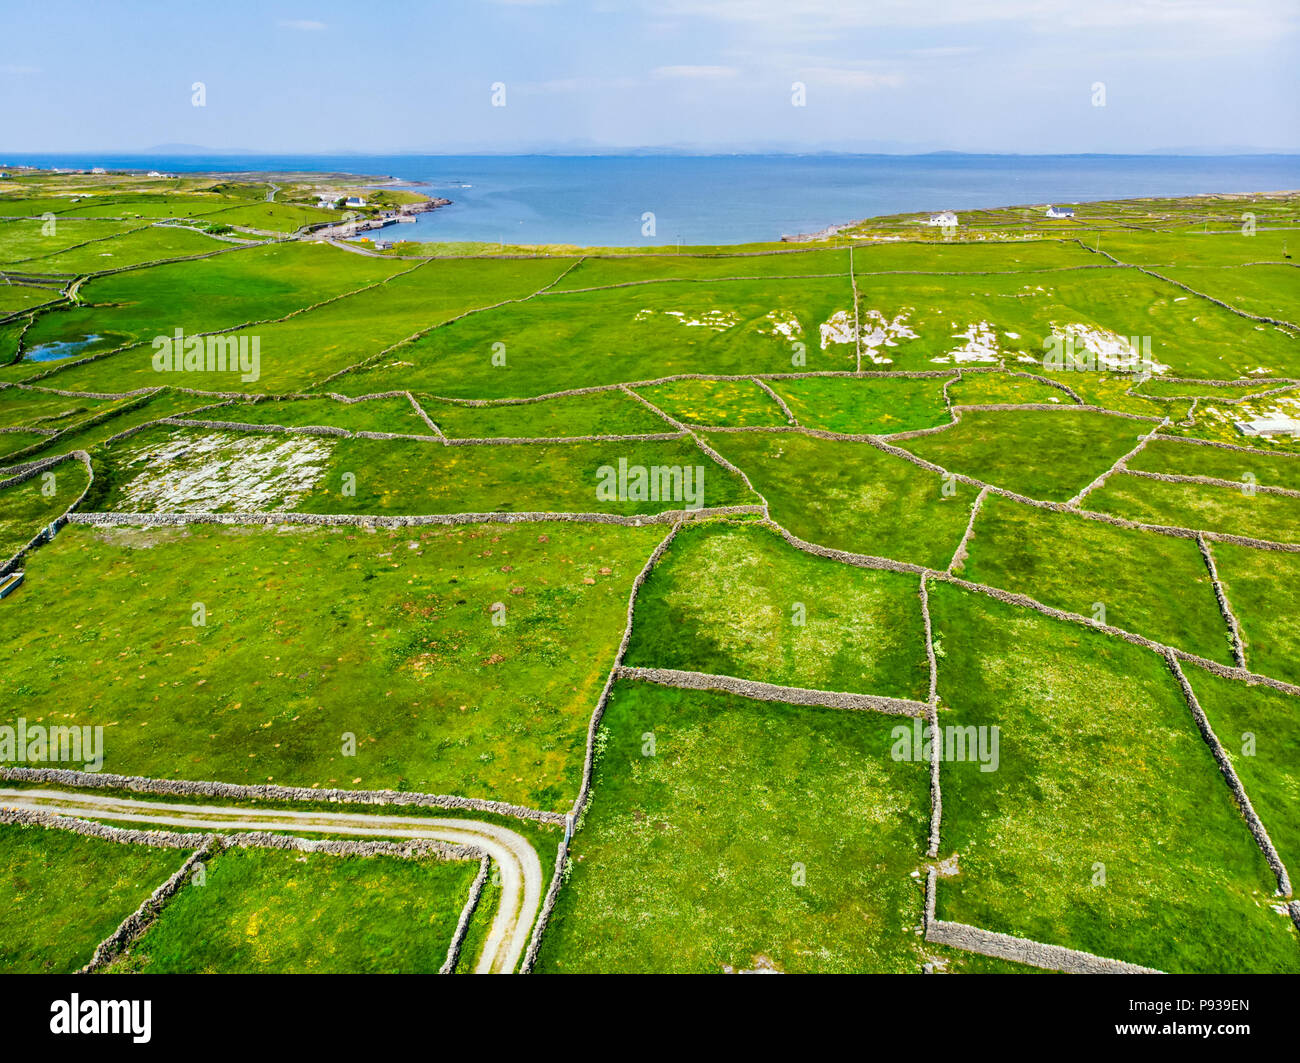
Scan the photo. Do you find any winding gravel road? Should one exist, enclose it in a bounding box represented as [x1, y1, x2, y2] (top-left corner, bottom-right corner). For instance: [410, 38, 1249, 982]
[0, 787, 543, 974]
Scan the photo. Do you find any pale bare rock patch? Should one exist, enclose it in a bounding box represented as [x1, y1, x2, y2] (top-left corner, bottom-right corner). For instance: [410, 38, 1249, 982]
[930, 321, 999, 365]
[757, 309, 802, 341]
[819, 309, 857, 350]
[116, 430, 334, 512]
[1050, 322, 1171, 375]
[634, 308, 739, 331]
[859, 308, 919, 365]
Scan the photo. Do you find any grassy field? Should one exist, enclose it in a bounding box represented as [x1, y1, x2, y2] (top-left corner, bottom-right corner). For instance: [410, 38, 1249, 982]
[1087, 472, 1300, 542]
[0, 521, 663, 810]
[422, 389, 667, 439]
[3, 183, 1299, 975]
[534, 680, 931, 972]
[624, 521, 929, 698]
[48, 256, 574, 395]
[16, 241, 405, 372]
[15, 224, 237, 275]
[958, 493, 1236, 663]
[0, 457, 89, 560]
[1127, 437, 1300, 491]
[105, 845, 478, 973]
[548, 247, 851, 289]
[634, 378, 790, 427]
[0, 387, 123, 430]
[91, 426, 756, 515]
[930, 582, 1299, 973]
[900, 408, 1149, 501]
[1212, 542, 1300, 686]
[947, 370, 1075, 406]
[1188, 667, 1300, 876]
[330, 276, 858, 399]
[767, 374, 950, 434]
[704, 429, 978, 568]
[0, 823, 186, 973]
[209, 395, 433, 435]
[0, 430, 57, 461]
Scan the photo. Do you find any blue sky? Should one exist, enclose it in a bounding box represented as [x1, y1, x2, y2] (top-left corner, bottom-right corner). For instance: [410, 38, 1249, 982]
[2, 0, 1296, 154]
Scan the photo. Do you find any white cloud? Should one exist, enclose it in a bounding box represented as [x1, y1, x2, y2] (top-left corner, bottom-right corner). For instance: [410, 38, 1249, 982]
[802, 66, 903, 89]
[655, 0, 1297, 32]
[909, 46, 979, 58]
[518, 75, 640, 94]
[277, 19, 326, 31]
[651, 64, 740, 79]
[0, 65, 41, 75]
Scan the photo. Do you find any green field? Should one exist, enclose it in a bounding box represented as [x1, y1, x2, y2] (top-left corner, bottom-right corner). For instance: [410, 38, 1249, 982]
[3, 181, 1299, 976]
[899, 408, 1149, 502]
[0, 823, 186, 973]
[767, 374, 950, 434]
[90, 426, 756, 515]
[0, 457, 89, 560]
[705, 429, 978, 567]
[1212, 542, 1300, 685]
[0, 520, 663, 810]
[930, 583, 1299, 973]
[534, 681, 931, 972]
[1087, 472, 1300, 542]
[106, 845, 478, 973]
[959, 493, 1235, 663]
[624, 521, 929, 698]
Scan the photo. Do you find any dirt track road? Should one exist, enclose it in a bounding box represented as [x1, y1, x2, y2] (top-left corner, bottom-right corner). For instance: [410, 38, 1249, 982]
[0, 787, 542, 974]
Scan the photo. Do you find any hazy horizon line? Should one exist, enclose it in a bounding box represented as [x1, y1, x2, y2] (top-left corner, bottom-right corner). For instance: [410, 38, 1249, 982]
[4, 147, 1299, 160]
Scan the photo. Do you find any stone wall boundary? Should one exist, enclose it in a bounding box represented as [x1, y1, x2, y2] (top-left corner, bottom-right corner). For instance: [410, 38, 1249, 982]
[1165, 653, 1292, 899]
[67, 505, 764, 530]
[919, 573, 942, 859]
[947, 485, 988, 573]
[0, 449, 94, 578]
[0, 765, 563, 826]
[615, 665, 927, 716]
[441, 855, 492, 974]
[520, 521, 682, 972]
[80, 837, 218, 973]
[1197, 534, 1248, 669]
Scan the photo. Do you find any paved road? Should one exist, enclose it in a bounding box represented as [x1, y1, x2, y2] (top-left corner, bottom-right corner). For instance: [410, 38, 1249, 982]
[0, 787, 543, 974]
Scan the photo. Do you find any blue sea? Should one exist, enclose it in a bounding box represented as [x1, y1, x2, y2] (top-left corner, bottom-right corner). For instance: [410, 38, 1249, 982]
[3, 152, 1297, 246]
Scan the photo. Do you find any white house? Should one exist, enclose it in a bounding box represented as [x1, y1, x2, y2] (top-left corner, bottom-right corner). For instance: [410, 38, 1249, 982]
[927, 210, 958, 227]
[91, 167, 106, 175]
[1045, 205, 1075, 219]
[345, 195, 366, 207]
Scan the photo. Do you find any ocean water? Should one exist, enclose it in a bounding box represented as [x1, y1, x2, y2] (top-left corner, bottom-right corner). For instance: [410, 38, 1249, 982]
[3, 152, 1298, 247]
